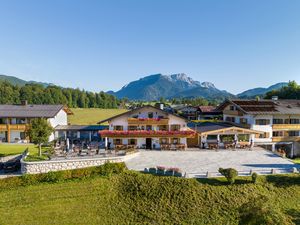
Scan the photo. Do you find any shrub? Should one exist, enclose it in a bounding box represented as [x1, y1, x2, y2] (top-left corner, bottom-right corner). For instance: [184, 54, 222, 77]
[219, 168, 238, 184]
[251, 172, 258, 183]
[21, 174, 41, 185]
[42, 171, 64, 183]
[71, 168, 94, 179]
[148, 167, 157, 174]
[239, 196, 293, 225]
[97, 162, 127, 177]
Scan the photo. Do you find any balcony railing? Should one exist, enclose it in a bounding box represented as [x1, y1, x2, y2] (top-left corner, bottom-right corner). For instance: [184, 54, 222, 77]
[272, 136, 300, 142]
[0, 124, 28, 131]
[100, 130, 196, 138]
[127, 118, 169, 125]
[272, 124, 300, 130]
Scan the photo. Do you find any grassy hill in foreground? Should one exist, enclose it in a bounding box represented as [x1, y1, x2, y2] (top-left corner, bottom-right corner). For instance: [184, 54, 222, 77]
[68, 108, 128, 125]
[0, 170, 299, 224]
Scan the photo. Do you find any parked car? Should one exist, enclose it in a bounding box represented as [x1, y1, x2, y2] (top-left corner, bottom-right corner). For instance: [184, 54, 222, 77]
[3, 159, 21, 173]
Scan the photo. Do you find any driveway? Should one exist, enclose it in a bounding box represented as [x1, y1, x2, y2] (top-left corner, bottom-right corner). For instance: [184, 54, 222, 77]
[125, 148, 299, 177]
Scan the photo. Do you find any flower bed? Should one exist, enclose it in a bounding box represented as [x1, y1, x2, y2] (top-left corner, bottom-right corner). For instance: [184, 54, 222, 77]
[100, 130, 196, 137]
[144, 166, 183, 177]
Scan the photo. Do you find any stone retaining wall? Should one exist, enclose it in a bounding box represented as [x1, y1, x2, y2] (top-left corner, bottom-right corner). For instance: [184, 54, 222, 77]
[21, 153, 138, 174]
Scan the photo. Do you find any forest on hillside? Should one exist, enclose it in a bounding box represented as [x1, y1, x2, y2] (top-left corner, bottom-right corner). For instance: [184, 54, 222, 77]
[0, 81, 119, 108]
[265, 81, 300, 100]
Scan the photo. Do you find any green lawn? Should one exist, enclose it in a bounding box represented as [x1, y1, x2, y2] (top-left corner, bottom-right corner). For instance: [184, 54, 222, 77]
[293, 158, 300, 164]
[68, 108, 128, 125]
[0, 171, 299, 224]
[0, 144, 50, 159]
[0, 144, 37, 157]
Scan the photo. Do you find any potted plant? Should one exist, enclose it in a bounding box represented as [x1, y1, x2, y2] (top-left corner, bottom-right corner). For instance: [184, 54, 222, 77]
[172, 168, 182, 177]
[156, 166, 165, 175]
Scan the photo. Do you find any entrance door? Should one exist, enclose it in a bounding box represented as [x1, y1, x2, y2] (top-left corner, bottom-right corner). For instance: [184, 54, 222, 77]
[146, 138, 152, 149]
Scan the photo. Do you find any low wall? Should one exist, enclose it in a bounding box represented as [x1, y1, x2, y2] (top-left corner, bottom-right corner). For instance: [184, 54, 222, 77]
[21, 153, 138, 174]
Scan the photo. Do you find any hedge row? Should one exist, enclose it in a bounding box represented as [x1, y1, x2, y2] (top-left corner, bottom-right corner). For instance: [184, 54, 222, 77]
[0, 162, 127, 189]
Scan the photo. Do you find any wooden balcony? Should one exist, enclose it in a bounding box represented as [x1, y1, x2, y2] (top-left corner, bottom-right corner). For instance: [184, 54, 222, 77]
[127, 118, 169, 125]
[100, 130, 196, 138]
[272, 124, 300, 130]
[272, 136, 300, 142]
[0, 124, 7, 131]
[223, 110, 243, 116]
[0, 124, 28, 131]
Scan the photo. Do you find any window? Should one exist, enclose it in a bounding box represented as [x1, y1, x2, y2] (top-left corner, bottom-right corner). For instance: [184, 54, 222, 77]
[146, 125, 152, 131]
[128, 126, 138, 131]
[128, 139, 136, 145]
[148, 112, 153, 118]
[225, 117, 235, 123]
[170, 125, 181, 131]
[240, 118, 248, 125]
[20, 132, 26, 140]
[255, 119, 270, 125]
[0, 118, 6, 124]
[16, 118, 26, 124]
[172, 138, 179, 144]
[256, 132, 270, 138]
[129, 125, 137, 131]
[113, 126, 123, 131]
[158, 125, 168, 131]
[273, 119, 284, 124]
[273, 131, 284, 137]
[288, 131, 299, 137]
[229, 105, 235, 111]
[290, 119, 300, 124]
[114, 139, 122, 145]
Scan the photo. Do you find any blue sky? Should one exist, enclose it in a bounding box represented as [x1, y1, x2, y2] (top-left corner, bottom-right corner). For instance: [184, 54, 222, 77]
[0, 0, 299, 94]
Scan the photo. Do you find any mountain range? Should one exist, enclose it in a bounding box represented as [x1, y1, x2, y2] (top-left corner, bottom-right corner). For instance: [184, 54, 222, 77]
[0, 73, 288, 101]
[236, 82, 288, 98]
[108, 73, 287, 100]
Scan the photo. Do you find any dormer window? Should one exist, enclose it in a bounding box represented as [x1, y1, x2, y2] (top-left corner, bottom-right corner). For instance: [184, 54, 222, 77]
[230, 105, 235, 111]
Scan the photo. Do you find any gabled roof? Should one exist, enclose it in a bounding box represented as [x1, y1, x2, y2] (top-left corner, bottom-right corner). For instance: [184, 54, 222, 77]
[55, 125, 108, 131]
[197, 106, 217, 113]
[0, 104, 73, 118]
[97, 105, 187, 124]
[188, 121, 263, 135]
[217, 99, 300, 115]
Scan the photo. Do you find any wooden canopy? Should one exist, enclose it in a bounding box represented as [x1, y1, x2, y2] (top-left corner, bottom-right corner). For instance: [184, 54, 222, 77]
[198, 126, 264, 136]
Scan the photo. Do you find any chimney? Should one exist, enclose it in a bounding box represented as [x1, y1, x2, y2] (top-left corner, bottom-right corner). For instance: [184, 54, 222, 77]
[272, 96, 278, 101]
[21, 100, 28, 106]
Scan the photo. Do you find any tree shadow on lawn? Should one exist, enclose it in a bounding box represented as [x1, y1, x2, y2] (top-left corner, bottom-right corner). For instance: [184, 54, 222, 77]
[286, 209, 300, 225]
[265, 174, 300, 187]
[196, 177, 252, 186]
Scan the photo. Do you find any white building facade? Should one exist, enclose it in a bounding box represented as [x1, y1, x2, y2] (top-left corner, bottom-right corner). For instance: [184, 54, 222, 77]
[0, 103, 71, 143]
[99, 106, 195, 150]
[218, 99, 300, 157]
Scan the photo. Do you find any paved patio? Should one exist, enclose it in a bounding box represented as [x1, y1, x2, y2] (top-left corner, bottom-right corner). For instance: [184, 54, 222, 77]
[125, 148, 299, 177]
